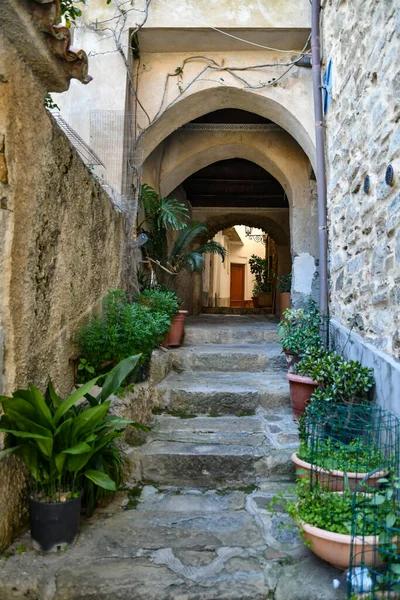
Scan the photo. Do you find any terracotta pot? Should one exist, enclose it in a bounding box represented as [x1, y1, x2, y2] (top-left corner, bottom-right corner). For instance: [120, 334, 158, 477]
[291, 453, 387, 492]
[166, 310, 188, 347]
[280, 292, 291, 316]
[282, 348, 301, 373]
[300, 520, 385, 570]
[252, 296, 259, 308]
[258, 291, 272, 307]
[286, 373, 318, 419]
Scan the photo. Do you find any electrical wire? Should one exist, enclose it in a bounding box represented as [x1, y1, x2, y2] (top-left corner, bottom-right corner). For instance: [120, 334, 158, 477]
[156, 0, 311, 54]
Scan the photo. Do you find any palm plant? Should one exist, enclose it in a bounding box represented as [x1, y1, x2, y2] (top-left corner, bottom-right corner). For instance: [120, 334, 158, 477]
[147, 222, 227, 279]
[138, 184, 189, 232]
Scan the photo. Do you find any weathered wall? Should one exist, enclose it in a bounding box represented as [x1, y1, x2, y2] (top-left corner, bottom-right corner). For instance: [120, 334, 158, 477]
[323, 0, 400, 363]
[0, 36, 125, 397]
[0, 32, 126, 551]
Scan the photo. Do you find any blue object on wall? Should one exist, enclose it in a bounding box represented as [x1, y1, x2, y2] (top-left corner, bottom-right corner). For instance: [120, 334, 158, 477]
[323, 58, 333, 114]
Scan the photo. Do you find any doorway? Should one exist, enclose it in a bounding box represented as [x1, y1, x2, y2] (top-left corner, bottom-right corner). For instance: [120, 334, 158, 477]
[230, 263, 245, 308]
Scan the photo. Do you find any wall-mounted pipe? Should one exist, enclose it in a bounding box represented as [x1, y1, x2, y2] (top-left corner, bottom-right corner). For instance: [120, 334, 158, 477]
[311, 0, 329, 315]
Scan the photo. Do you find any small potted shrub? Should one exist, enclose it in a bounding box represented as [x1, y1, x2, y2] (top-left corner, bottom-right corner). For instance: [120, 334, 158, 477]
[277, 272, 292, 316]
[286, 477, 399, 570]
[249, 255, 273, 307]
[78, 289, 174, 379]
[0, 355, 144, 552]
[292, 346, 374, 422]
[278, 298, 324, 372]
[137, 287, 184, 347]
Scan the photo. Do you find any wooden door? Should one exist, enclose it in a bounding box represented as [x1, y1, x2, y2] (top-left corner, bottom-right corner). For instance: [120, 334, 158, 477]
[230, 264, 245, 307]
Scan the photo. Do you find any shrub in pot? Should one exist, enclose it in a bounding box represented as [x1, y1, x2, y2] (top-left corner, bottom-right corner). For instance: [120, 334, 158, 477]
[276, 272, 292, 316]
[249, 254, 273, 307]
[0, 355, 146, 551]
[77, 289, 174, 379]
[278, 298, 325, 372]
[285, 477, 399, 570]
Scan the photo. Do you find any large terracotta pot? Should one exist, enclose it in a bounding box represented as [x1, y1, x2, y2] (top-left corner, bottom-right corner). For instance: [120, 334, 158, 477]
[167, 310, 188, 347]
[300, 520, 385, 570]
[280, 292, 291, 316]
[258, 291, 272, 307]
[286, 373, 318, 419]
[291, 453, 387, 492]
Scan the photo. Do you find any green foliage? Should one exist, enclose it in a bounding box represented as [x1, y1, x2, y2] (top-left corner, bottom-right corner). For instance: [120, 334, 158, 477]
[249, 254, 272, 293]
[298, 437, 387, 473]
[60, 0, 86, 26]
[0, 358, 143, 505]
[44, 94, 59, 111]
[139, 184, 189, 232]
[137, 288, 179, 320]
[276, 272, 292, 293]
[77, 290, 173, 375]
[287, 479, 399, 536]
[278, 298, 324, 355]
[297, 346, 374, 404]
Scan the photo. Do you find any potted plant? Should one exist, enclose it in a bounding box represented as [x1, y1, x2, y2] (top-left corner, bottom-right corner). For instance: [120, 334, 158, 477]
[278, 298, 324, 372]
[137, 287, 184, 347]
[249, 254, 273, 307]
[252, 283, 261, 308]
[277, 272, 292, 316]
[286, 478, 399, 570]
[292, 436, 389, 492]
[0, 355, 145, 551]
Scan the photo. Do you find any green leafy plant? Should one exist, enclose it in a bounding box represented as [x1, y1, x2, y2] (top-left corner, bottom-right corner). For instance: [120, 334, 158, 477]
[77, 290, 173, 376]
[137, 288, 180, 320]
[249, 255, 272, 293]
[60, 0, 86, 26]
[286, 478, 399, 537]
[297, 346, 374, 404]
[145, 221, 227, 287]
[278, 298, 324, 356]
[138, 184, 189, 232]
[276, 272, 292, 293]
[298, 437, 387, 473]
[0, 356, 145, 506]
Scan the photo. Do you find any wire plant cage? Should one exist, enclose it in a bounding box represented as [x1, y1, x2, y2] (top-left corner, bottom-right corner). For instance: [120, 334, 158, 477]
[296, 402, 400, 597]
[300, 402, 400, 493]
[347, 471, 400, 599]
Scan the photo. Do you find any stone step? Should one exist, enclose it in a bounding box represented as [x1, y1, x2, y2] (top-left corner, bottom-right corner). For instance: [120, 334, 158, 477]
[183, 315, 279, 345]
[156, 371, 290, 416]
[129, 414, 297, 488]
[171, 343, 286, 372]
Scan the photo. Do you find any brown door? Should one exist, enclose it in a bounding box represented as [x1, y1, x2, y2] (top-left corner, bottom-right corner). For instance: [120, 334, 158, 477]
[230, 264, 245, 307]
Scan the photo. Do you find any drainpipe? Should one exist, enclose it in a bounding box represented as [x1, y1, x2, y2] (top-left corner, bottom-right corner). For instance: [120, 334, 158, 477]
[311, 0, 329, 316]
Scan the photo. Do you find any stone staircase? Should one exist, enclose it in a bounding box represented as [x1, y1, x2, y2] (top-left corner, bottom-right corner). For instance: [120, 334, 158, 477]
[0, 315, 343, 600]
[129, 315, 296, 489]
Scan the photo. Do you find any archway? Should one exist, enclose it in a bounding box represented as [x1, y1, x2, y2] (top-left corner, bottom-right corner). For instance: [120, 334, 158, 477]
[141, 86, 316, 170]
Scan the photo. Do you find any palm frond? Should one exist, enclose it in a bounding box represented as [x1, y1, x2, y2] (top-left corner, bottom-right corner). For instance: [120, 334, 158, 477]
[158, 197, 189, 231]
[139, 184, 159, 215]
[185, 252, 205, 273]
[195, 241, 227, 262]
[170, 222, 208, 265]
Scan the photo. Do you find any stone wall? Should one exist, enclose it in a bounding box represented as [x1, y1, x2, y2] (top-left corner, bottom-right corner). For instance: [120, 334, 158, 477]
[323, 0, 400, 361]
[0, 32, 127, 551]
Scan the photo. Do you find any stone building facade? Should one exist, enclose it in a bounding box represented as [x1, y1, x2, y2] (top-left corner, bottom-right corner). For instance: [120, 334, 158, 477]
[322, 0, 400, 412]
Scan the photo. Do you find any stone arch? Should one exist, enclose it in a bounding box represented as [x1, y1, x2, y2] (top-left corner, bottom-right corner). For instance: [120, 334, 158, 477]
[200, 213, 289, 246]
[142, 86, 316, 170]
[157, 129, 310, 204]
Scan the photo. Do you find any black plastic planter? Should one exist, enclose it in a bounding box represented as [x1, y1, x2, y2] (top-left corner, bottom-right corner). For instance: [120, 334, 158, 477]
[29, 494, 82, 552]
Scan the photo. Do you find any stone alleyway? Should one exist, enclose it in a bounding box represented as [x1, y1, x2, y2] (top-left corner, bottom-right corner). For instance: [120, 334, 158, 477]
[0, 316, 344, 600]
